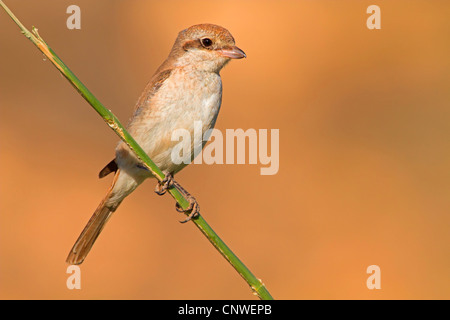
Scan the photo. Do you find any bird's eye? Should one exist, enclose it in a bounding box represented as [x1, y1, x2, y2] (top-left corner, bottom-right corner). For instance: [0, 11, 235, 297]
[201, 38, 213, 47]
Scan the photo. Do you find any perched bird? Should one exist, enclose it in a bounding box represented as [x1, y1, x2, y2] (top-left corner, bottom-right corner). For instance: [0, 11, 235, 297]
[66, 24, 246, 265]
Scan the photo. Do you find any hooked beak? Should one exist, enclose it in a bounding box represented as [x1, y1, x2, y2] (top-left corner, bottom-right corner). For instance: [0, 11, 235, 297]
[218, 46, 246, 59]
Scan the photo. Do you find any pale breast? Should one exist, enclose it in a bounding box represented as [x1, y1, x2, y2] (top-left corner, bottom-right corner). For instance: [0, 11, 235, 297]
[119, 68, 223, 173]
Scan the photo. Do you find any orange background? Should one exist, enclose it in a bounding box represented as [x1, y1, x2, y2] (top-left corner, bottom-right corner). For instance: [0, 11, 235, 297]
[1, 0, 449, 299]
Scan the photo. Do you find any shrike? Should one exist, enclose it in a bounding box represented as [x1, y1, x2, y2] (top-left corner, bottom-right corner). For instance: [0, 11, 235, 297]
[66, 24, 246, 265]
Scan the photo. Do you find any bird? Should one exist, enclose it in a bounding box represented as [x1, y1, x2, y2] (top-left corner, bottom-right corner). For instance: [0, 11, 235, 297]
[66, 24, 246, 265]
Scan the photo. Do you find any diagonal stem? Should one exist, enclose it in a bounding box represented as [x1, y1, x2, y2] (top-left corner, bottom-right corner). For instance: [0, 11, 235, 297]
[0, 0, 273, 300]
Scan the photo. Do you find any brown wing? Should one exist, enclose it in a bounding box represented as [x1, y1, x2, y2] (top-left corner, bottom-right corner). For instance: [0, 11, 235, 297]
[98, 68, 173, 178]
[132, 68, 173, 116]
[99, 159, 118, 178]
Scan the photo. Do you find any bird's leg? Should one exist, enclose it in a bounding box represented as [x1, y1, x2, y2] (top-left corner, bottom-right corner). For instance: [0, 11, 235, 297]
[173, 180, 200, 223]
[154, 171, 175, 195]
[154, 171, 199, 222]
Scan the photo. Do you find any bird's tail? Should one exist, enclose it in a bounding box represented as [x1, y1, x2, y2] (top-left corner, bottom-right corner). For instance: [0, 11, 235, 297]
[66, 170, 123, 265]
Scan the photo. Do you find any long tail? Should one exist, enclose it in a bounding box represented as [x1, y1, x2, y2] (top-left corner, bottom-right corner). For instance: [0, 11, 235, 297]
[66, 170, 123, 265]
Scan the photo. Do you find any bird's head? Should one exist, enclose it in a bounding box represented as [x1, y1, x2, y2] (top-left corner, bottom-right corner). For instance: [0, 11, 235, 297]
[169, 24, 246, 73]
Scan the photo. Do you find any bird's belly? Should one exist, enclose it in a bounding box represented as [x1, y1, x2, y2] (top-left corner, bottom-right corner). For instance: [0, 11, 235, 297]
[152, 88, 222, 173]
[118, 71, 222, 175]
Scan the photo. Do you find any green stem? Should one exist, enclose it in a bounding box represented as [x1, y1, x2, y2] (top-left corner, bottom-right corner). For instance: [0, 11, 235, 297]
[0, 0, 273, 300]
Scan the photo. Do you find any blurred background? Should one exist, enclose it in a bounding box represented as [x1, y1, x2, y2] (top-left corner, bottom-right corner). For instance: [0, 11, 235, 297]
[1, 0, 449, 299]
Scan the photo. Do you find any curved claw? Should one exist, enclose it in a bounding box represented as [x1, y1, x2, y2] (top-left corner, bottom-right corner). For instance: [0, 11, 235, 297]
[155, 172, 174, 196]
[176, 198, 200, 223]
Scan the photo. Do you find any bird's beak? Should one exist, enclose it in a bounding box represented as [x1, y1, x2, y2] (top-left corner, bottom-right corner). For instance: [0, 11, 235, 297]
[218, 46, 246, 59]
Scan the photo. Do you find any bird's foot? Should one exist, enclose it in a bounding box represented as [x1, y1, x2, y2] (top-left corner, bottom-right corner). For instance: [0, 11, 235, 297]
[176, 196, 200, 223]
[173, 180, 200, 223]
[154, 171, 175, 196]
